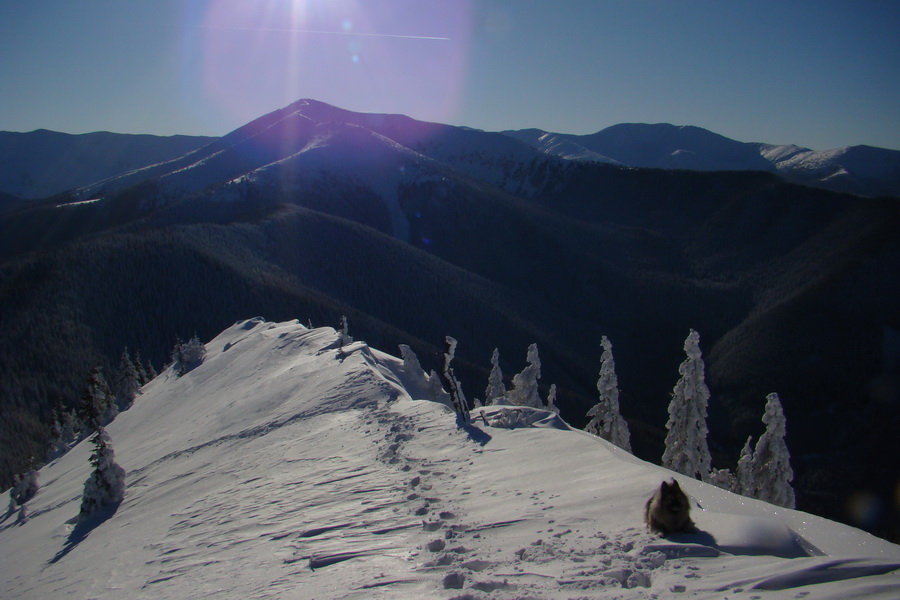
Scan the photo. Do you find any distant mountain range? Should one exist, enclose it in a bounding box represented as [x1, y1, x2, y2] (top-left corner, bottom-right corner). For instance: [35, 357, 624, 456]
[0, 129, 214, 199]
[2, 117, 898, 201]
[504, 124, 900, 198]
[1, 99, 898, 541]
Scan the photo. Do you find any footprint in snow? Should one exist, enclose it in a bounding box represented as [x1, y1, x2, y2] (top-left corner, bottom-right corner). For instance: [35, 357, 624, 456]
[422, 520, 443, 532]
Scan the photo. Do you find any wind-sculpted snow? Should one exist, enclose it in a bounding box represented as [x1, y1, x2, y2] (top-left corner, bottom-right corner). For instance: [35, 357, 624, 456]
[1, 319, 898, 598]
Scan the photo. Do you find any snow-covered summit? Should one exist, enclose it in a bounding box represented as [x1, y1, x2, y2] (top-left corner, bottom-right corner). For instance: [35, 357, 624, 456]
[2, 318, 898, 599]
[73, 99, 555, 207]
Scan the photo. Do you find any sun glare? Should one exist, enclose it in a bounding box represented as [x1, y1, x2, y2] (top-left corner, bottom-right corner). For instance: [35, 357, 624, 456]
[182, 0, 473, 132]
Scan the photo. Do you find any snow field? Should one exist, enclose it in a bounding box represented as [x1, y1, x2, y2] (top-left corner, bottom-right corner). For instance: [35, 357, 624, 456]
[1, 318, 898, 599]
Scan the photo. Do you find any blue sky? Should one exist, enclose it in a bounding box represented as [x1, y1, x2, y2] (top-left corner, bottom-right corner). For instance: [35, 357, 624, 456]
[1, 0, 897, 150]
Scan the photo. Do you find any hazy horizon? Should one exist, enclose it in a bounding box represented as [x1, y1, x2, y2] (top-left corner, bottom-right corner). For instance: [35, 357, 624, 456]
[1, 1, 898, 151]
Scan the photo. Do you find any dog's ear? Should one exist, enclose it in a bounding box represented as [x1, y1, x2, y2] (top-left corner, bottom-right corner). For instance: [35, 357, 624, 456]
[669, 479, 680, 490]
[660, 480, 670, 491]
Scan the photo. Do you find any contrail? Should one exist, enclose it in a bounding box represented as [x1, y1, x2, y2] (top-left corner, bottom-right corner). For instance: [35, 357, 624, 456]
[201, 25, 450, 41]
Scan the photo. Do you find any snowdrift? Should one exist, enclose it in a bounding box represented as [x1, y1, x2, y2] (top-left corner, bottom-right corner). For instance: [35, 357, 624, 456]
[1, 318, 898, 599]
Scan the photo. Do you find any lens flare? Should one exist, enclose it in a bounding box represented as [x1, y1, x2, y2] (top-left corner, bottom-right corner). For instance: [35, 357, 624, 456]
[179, 0, 472, 133]
[845, 491, 885, 529]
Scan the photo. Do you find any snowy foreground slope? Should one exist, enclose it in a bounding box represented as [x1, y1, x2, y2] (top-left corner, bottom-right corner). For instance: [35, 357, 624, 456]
[2, 319, 899, 599]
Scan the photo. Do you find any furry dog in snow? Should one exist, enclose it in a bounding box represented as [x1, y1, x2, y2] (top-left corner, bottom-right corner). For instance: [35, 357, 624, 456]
[644, 479, 695, 536]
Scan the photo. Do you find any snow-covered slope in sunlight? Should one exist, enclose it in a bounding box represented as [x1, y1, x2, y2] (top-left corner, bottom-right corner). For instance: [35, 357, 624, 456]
[503, 129, 620, 164]
[760, 143, 900, 196]
[2, 319, 898, 599]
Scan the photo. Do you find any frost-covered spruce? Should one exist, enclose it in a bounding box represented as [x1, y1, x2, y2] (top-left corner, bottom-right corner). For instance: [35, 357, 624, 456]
[662, 329, 712, 481]
[546, 384, 560, 414]
[181, 335, 207, 370]
[170, 336, 185, 375]
[339, 315, 353, 347]
[484, 348, 507, 406]
[509, 343, 542, 408]
[80, 366, 116, 431]
[399, 344, 423, 377]
[114, 347, 141, 411]
[172, 335, 207, 376]
[708, 468, 737, 492]
[442, 337, 470, 420]
[735, 435, 755, 496]
[144, 357, 158, 382]
[133, 349, 149, 385]
[79, 427, 126, 521]
[8, 469, 39, 508]
[48, 407, 78, 459]
[749, 393, 795, 508]
[398, 344, 432, 398]
[426, 369, 446, 402]
[585, 336, 632, 452]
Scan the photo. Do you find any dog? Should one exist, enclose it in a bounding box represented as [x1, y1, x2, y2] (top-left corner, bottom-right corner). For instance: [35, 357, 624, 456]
[644, 479, 695, 536]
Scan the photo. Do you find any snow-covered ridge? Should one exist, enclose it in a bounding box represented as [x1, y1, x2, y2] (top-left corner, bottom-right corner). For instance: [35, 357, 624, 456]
[66, 99, 562, 223]
[506, 123, 900, 197]
[2, 318, 898, 599]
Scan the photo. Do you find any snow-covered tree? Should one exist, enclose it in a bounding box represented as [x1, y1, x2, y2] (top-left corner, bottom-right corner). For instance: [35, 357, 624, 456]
[170, 336, 185, 375]
[662, 329, 712, 481]
[133, 349, 149, 385]
[172, 335, 207, 376]
[397, 344, 433, 398]
[546, 384, 560, 414]
[708, 468, 737, 492]
[585, 336, 632, 452]
[78, 427, 126, 521]
[113, 347, 141, 411]
[339, 315, 353, 346]
[181, 335, 207, 369]
[426, 369, 445, 402]
[145, 358, 158, 382]
[735, 436, 754, 496]
[509, 343, 542, 408]
[79, 366, 116, 431]
[8, 467, 39, 507]
[442, 336, 470, 421]
[484, 348, 506, 406]
[399, 344, 423, 377]
[48, 406, 79, 459]
[748, 393, 795, 508]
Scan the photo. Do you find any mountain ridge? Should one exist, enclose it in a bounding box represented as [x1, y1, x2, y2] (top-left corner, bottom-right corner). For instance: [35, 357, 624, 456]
[5, 101, 898, 200]
[2, 318, 898, 598]
[0, 129, 215, 199]
[1, 99, 898, 542]
[504, 122, 900, 197]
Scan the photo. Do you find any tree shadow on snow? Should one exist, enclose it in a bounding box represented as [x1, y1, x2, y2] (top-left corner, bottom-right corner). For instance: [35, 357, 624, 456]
[49, 504, 120, 565]
[458, 415, 492, 446]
